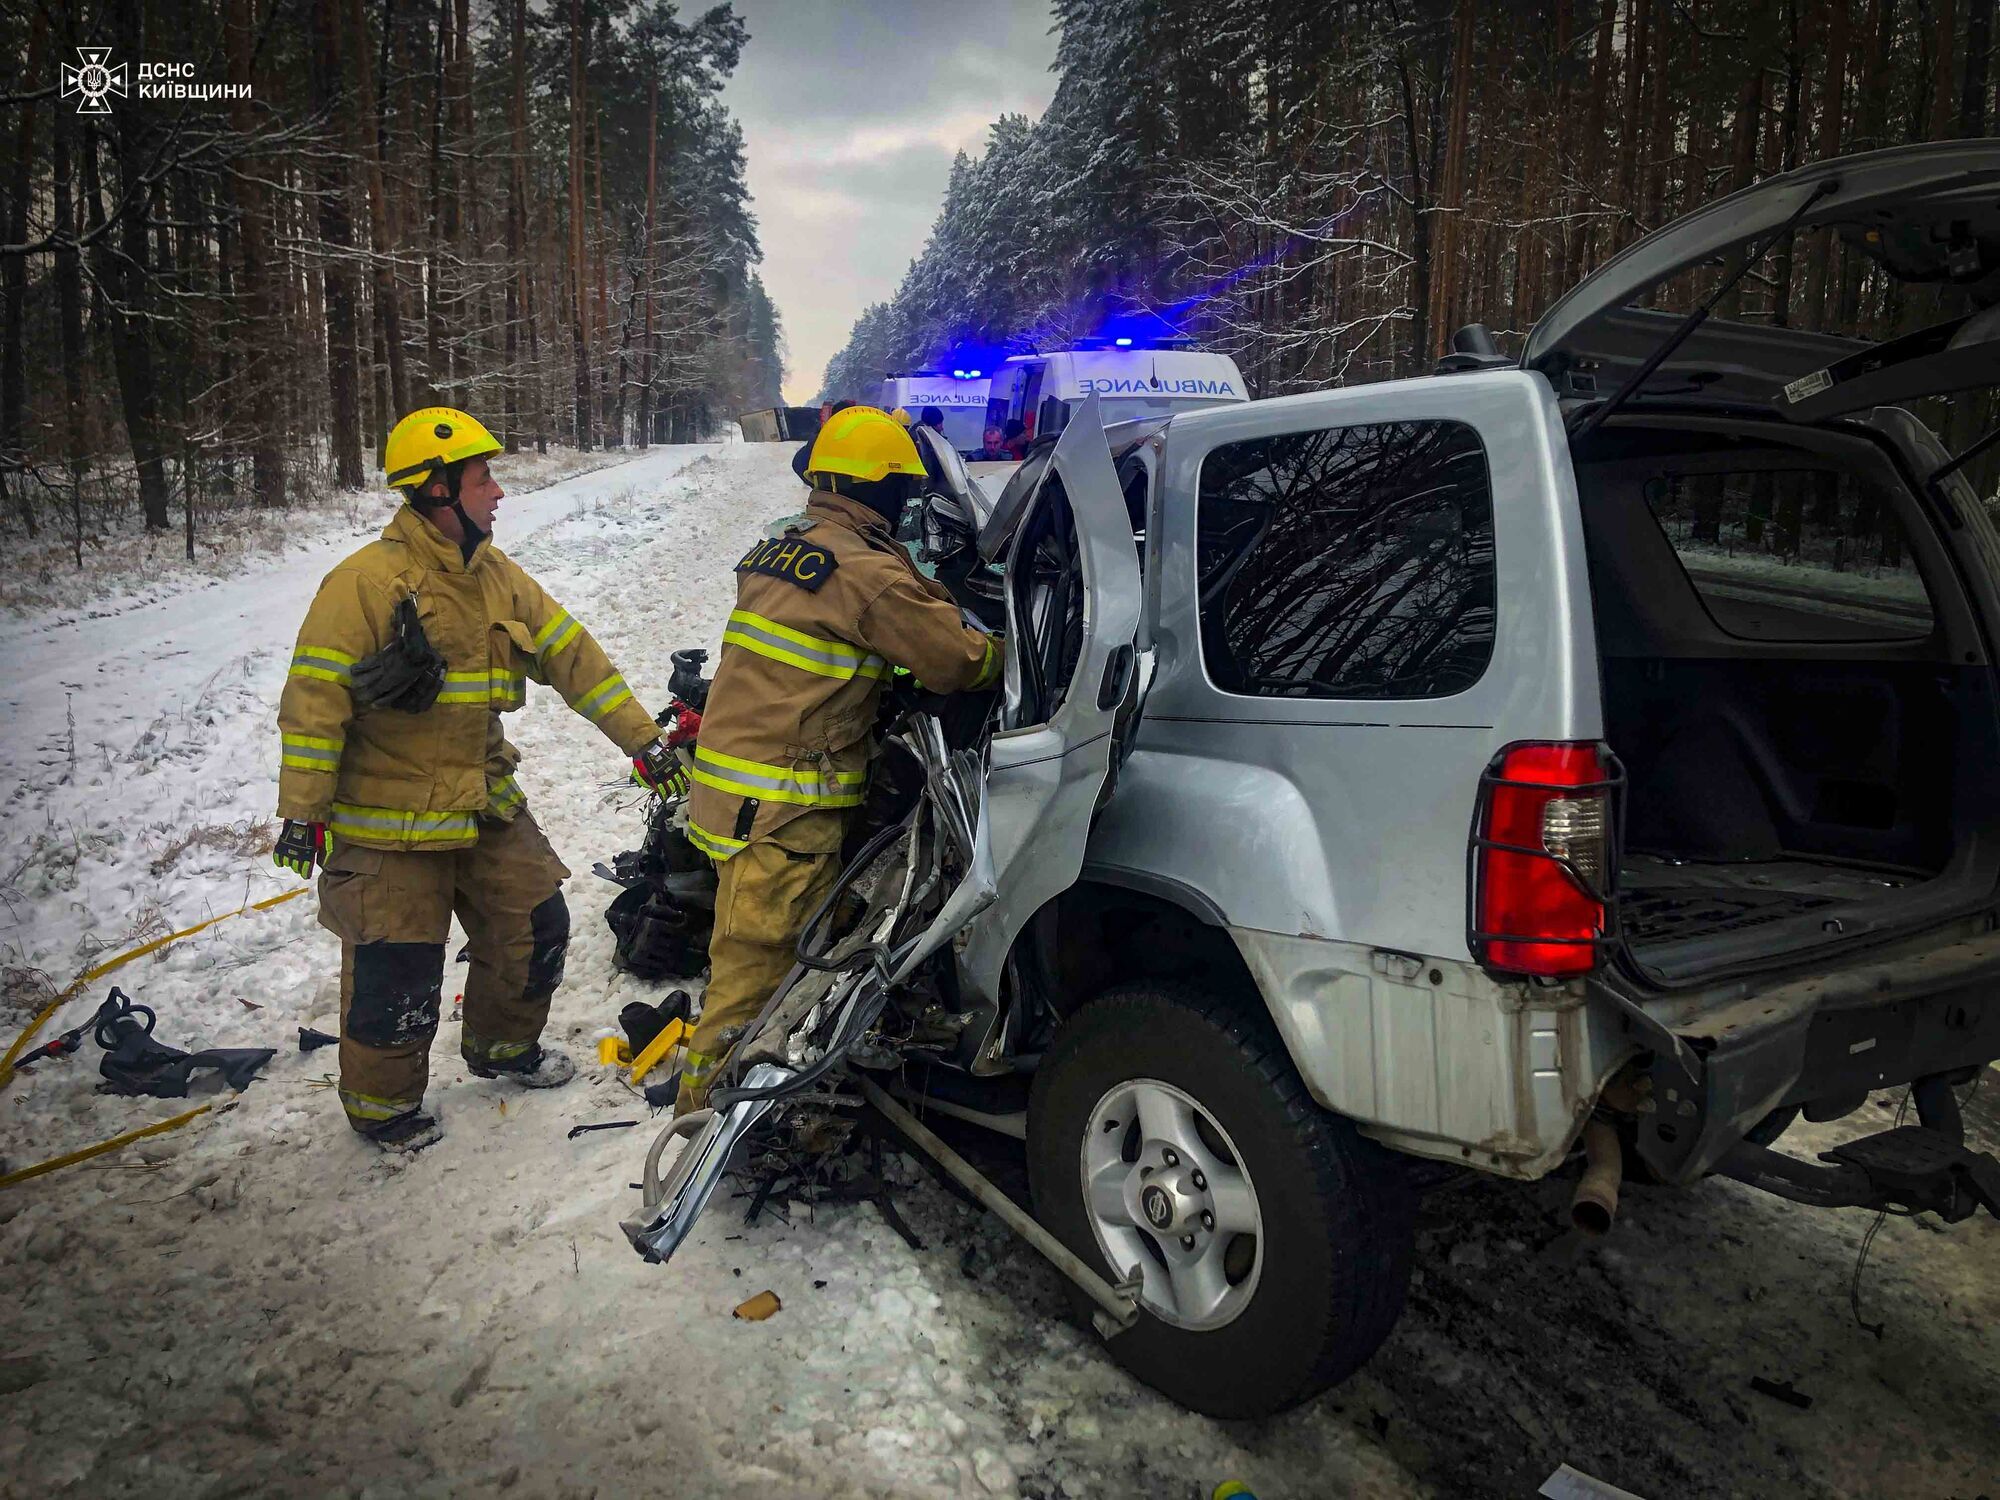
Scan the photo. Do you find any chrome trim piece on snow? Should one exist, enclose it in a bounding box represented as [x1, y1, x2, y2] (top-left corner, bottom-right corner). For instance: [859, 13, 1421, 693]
[620, 1062, 792, 1264]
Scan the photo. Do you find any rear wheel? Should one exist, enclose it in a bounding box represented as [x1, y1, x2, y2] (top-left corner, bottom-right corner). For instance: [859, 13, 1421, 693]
[1026, 981, 1415, 1418]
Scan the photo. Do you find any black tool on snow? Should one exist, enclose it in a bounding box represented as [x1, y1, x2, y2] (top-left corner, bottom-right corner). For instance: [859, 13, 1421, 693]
[90, 988, 277, 1099]
[567, 1120, 639, 1140]
[619, 991, 693, 1055]
[594, 655, 717, 978]
[351, 595, 446, 713]
[667, 649, 711, 713]
[600, 838, 716, 981]
[12, 1017, 94, 1070]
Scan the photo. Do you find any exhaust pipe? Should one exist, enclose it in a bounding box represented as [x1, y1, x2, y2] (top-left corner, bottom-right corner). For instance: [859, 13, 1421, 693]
[1570, 1117, 1622, 1236]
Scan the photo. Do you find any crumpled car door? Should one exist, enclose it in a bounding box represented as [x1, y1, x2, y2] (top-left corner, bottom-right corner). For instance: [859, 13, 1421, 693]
[952, 393, 1143, 1011]
[911, 423, 993, 534]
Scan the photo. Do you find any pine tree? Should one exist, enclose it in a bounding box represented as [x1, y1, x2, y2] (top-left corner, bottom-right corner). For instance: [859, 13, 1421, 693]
[823, 0, 1973, 403]
[0, 0, 778, 548]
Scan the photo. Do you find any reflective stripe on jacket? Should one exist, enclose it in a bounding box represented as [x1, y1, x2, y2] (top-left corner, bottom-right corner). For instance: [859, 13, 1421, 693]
[687, 489, 999, 858]
[277, 505, 659, 848]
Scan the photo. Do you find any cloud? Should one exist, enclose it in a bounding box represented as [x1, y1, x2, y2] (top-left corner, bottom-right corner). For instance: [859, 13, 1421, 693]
[723, 0, 1058, 402]
[752, 111, 1007, 168]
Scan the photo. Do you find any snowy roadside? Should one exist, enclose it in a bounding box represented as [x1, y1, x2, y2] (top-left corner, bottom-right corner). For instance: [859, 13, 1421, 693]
[0, 443, 643, 627]
[0, 441, 1992, 1499]
[0, 442, 707, 990]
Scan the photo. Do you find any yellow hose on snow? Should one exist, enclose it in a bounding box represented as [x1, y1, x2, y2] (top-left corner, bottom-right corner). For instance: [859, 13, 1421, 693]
[0, 1103, 216, 1190]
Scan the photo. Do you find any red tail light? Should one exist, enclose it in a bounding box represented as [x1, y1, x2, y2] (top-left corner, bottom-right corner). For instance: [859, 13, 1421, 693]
[1472, 743, 1617, 978]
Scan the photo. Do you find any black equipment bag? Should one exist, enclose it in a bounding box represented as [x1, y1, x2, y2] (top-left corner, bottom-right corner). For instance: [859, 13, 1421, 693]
[597, 798, 718, 981]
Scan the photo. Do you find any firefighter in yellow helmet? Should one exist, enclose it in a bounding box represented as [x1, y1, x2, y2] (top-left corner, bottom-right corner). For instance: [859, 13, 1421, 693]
[678, 406, 1001, 1112]
[274, 407, 681, 1152]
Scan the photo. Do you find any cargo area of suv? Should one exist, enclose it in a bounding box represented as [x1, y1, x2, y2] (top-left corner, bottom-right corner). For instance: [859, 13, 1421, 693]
[1510, 144, 2000, 989]
[1572, 413, 2000, 984]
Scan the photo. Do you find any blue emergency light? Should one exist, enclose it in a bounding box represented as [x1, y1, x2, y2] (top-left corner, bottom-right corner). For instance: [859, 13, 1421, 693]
[1090, 303, 1194, 351]
[938, 340, 1006, 379]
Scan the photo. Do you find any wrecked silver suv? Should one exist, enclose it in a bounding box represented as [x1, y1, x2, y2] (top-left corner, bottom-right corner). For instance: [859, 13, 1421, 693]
[626, 143, 2000, 1421]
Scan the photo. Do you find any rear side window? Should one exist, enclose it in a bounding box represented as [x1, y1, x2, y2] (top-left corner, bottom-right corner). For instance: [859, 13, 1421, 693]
[1641, 468, 1935, 641]
[1196, 419, 1497, 699]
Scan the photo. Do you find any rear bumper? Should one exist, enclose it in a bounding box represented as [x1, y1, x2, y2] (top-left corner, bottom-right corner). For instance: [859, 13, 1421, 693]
[1605, 926, 2000, 1185]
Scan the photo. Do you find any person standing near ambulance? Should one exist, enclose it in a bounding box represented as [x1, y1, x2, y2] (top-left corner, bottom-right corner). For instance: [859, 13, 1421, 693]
[678, 406, 1001, 1112]
[273, 407, 681, 1151]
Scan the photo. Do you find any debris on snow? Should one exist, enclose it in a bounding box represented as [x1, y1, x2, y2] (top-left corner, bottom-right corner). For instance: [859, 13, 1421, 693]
[1538, 1462, 1648, 1500]
[566, 1120, 638, 1140]
[1748, 1376, 1815, 1411]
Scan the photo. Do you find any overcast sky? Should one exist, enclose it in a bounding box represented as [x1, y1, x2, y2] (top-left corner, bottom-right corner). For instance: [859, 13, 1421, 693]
[722, 0, 1060, 404]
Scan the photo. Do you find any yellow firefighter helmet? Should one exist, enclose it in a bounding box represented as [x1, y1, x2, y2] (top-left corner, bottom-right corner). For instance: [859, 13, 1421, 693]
[806, 405, 927, 485]
[384, 407, 503, 493]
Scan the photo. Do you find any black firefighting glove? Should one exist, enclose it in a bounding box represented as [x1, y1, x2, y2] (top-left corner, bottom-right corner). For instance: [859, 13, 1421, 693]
[351, 595, 446, 713]
[273, 820, 328, 878]
[631, 738, 686, 798]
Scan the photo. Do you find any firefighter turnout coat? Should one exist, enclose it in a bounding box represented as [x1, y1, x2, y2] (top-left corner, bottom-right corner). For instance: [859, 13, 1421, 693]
[686, 489, 1000, 861]
[278, 505, 659, 848]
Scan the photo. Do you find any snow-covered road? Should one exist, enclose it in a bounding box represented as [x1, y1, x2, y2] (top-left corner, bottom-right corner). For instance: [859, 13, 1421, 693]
[1, 441, 1994, 1500]
[2, 441, 1415, 1499]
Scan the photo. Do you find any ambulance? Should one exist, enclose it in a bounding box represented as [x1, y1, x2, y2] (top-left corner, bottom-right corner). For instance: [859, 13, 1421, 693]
[876, 370, 992, 454]
[983, 340, 1247, 450]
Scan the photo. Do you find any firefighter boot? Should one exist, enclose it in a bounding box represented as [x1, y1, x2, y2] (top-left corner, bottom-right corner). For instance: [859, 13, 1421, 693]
[465, 1043, 578, 1088]
[362, 1109, 445, 1153]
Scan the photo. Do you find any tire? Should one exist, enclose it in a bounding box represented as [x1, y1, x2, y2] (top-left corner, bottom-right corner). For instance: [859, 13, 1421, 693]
[1026, 980, 1415, 1419]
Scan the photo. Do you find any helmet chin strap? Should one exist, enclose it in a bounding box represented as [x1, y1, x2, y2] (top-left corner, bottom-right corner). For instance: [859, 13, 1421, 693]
[418, 462, 484, 549]
[450, 497, 485, 546]
[817, 472, 908, 524]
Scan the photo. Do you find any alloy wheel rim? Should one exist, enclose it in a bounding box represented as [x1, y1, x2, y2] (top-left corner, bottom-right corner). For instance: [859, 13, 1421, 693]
[1078, 1077, 1263, 1331]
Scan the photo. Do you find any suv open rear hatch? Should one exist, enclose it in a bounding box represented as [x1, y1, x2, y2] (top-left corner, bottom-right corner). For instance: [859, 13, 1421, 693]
[1526, 142, 2000, 418]
[1523, 143, 2000, 985]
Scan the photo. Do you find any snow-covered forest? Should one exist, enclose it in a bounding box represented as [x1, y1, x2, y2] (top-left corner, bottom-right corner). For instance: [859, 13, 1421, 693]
[822, 0, 1994, 410]
[0, 0, 784, 556]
